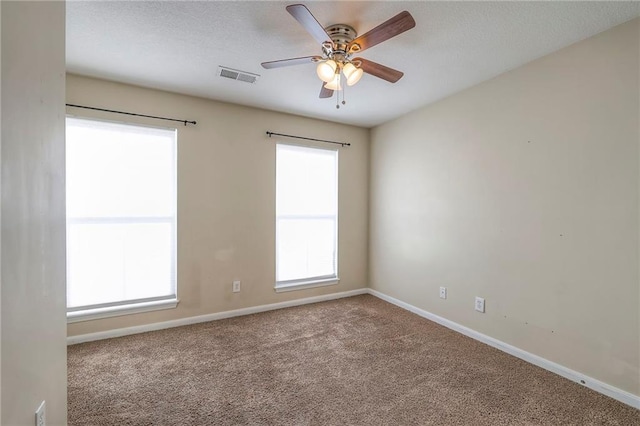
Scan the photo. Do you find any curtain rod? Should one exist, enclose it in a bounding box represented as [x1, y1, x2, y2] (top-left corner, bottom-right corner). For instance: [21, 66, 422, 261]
[66, 104, 197, 126]
[266, 131, 350, 147]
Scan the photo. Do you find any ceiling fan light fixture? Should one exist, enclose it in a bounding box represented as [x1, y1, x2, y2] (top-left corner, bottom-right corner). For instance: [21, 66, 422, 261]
[343, 63, 363, 86]
[324, 74, 342, 91]
[316, 60, 337, 83]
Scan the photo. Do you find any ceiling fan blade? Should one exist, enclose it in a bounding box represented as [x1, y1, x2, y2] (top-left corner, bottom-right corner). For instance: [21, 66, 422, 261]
[319, 84, 333, 99]
[348, 11, 416, 53]
[355, 58, 404, 83]
[286, 4, 332, 45]
[261, 56, 321, 69]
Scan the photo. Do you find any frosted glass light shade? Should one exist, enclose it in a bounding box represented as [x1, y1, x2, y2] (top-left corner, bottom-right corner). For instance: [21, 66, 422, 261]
[316, 60, 337, 83]
[343, 63, 363, 86]
[324, 74, 342, 91]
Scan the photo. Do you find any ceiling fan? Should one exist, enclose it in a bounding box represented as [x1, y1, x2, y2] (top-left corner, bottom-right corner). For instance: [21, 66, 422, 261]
[261, 4, 416, 104]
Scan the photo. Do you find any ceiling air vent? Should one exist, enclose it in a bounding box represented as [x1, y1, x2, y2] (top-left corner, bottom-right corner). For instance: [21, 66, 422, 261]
[217, 66, 260, 84]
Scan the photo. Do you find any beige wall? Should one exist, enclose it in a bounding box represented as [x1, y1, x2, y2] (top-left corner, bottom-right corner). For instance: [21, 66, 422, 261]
[1, 1, 67, 424]
[66, 74, 369, 336]
[370, 18, 640, 396]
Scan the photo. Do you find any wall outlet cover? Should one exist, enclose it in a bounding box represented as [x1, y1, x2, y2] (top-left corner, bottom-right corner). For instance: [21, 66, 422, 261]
[475, 297, 485, 313]
[439, 287, 447, 299]
[232, 280, 241, 293]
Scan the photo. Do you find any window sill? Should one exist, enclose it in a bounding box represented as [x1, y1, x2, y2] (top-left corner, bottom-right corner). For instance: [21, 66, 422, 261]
[67, 298, 179, 323]
[275, 278, 340, 293]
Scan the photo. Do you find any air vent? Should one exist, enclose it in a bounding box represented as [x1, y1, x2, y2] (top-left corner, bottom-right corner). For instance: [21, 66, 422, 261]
[217, 66, 260, 84]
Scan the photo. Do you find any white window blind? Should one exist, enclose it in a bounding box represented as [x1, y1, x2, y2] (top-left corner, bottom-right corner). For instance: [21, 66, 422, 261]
[66, 117, 177, 316]
[276, 144, 338, 289]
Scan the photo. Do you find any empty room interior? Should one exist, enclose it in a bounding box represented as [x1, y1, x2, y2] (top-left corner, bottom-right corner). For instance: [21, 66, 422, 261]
[1, 1, 640, 424]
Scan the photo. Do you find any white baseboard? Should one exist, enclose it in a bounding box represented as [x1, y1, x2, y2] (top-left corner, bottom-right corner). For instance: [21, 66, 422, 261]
[67, 288, 368, 345]
[366, 288, 640, 410]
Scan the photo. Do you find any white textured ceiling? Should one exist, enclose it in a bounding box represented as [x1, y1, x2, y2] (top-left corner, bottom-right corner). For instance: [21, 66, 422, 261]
[67, 1, 640, 128]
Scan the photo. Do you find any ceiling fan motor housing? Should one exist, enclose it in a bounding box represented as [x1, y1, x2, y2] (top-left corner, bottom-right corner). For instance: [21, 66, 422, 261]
[325, 24, 358, 55]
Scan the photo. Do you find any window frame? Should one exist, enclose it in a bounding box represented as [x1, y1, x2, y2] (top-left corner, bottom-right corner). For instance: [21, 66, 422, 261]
[275, 143, 339, 292]
[65, 115, 178, 322]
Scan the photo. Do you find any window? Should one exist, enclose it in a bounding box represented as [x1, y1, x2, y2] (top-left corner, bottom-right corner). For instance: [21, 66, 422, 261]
[66, 117, 177, 321]
[276, 144, 338, 291]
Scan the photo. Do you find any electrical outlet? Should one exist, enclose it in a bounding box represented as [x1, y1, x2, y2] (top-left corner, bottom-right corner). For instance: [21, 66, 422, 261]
[475, 297, 485, 313]
[439, 287, 447, 299]
[232, 280, 241, 293]
[35, 401, 46, 426]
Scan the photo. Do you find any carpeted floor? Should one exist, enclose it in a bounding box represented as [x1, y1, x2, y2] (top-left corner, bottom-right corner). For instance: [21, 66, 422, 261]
[68, 295, 639, 425]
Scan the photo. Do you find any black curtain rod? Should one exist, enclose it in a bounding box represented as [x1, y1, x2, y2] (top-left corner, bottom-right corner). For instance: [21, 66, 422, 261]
[66, 104, 196, 126]
[266, 131, 350, 147]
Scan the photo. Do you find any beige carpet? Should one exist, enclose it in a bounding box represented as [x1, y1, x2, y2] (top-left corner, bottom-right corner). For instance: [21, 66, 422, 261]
[68, 295, 639, 425]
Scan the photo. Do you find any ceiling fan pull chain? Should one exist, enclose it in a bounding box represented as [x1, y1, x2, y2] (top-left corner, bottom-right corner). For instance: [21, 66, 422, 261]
[336, 74, 341, 109]
[342, 81, 346, 106]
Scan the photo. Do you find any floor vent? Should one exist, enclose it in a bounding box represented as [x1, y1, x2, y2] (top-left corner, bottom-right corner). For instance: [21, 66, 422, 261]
[218, 66, 259, 84]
